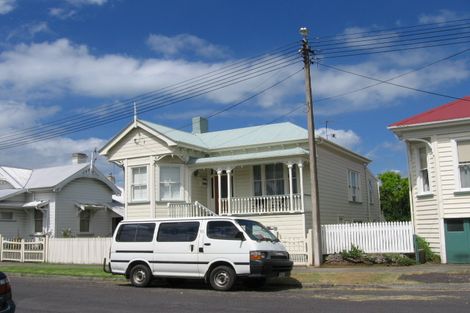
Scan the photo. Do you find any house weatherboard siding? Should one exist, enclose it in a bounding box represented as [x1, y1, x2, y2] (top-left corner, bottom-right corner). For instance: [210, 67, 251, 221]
[389, 96, 470, 263]
[100, 118, 382, 240]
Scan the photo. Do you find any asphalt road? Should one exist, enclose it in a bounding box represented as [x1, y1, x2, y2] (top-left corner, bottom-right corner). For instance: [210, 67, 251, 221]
[9, 276, 470, 313]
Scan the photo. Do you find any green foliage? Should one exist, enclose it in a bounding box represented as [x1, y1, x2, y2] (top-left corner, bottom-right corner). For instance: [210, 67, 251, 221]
[416, 235, 440, 263]
[384, 253, 415, 266]
[61, 228, 74, 238]
[341, 244, 365, 260]
[378, 171, 411, 221]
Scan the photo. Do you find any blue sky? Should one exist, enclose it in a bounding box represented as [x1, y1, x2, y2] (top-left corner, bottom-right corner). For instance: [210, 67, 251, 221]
[0, 0, 468, 178]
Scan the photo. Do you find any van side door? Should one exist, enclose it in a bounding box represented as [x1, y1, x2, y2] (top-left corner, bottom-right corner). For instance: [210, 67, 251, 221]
[153, 221, 201, 277]
[198, 220, 250, 276]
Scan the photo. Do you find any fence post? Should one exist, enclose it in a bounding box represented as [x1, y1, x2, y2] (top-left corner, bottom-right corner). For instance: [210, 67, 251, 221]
[306, 229, 314, 266]
[20, 239, 25, 263]
[44, 236, 48, 263]
[0, 234, 3, 262]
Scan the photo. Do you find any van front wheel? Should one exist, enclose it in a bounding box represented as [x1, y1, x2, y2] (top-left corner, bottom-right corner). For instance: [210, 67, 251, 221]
[209, 265, 236, 291]
[130, 264, 152, 287]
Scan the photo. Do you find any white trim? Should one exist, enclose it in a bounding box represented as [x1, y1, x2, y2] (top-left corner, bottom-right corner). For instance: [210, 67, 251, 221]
[413, 145, 432, 195]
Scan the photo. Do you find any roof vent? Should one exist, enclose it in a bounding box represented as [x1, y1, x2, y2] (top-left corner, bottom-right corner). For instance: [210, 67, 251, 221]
[192, 116, 208, 134]
[72, 153, 88, 165]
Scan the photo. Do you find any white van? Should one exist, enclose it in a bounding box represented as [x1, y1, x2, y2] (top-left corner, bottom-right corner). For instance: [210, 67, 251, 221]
[104, 216, 293, 291]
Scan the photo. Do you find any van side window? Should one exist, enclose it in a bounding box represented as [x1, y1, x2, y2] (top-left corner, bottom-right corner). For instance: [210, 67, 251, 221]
[116, 223, 156, 242]
[207, 221, 240, 240]
[157, 222, 199, 242]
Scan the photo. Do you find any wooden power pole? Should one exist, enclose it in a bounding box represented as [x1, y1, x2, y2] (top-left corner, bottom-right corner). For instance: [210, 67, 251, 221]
[300, 27, 322, 267]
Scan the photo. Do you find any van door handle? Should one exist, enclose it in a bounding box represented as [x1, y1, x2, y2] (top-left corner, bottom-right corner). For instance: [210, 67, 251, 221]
[190, 244, 194, 252]
[204, 243, 211, 246]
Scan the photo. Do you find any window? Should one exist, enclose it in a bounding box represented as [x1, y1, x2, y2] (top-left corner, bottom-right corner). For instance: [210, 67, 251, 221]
[253, 166, 262, 196]
[207, 221, 240, 240]
[368, 179, 374, 204]
[292, 164, 298, 194]
[160, 166, 182, 200]
[157, 222, 199, 242]
[0, 212, 13, 220]
[34, 210, 43, 233]
[447, 219, 464, 232]
[266, 163, 284, 195]
[348, 170, 361, 202]
[79, 210, 91, 233]
[116, 223, 156, 242]
[457, 140, 470, 189]
[131, 166, 148, 201]
[418, 147, 430, 193]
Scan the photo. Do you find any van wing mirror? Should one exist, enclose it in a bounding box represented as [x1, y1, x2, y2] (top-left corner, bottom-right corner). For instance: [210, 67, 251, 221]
[235, 231, 246, 241]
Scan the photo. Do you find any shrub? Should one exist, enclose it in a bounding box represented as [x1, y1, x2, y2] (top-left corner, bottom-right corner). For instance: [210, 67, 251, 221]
[416, 235, 439, 263]
[384, 253, 415, 266]
[341, 245, 365, 261]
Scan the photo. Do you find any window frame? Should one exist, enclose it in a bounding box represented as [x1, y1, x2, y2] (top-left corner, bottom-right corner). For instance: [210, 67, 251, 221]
[156, 221, 200, 242]
[79, 210, 91, 233]
[347, 169, 362, 203]
[130, 165, 149, 203]
[414, 145, 432, 196]
[158, 164, 184, 201]
[206, 220, 241, 241]
[34, 210, 43, 234]
[452, 138, 470, 193]
[0, 211, 14, 221]
[252, 163, 288, 196]
[115, 223, 156, 242]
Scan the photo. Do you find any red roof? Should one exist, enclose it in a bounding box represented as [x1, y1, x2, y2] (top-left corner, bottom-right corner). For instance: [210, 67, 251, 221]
[389, 96, 470, 128]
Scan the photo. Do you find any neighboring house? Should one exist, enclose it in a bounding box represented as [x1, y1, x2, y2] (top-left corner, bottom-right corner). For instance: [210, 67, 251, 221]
[0, 153, 123, 239]
[389, 96, 470, 263]
[100, 117, 381, 240]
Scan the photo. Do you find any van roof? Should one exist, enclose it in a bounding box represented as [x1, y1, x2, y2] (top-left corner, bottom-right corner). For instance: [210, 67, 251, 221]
[119, 216, 249, 223]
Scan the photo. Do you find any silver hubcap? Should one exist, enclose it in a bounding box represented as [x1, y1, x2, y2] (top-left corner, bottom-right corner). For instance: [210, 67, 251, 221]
[214, 271, 230, 287]
[134, 270, 146, 284]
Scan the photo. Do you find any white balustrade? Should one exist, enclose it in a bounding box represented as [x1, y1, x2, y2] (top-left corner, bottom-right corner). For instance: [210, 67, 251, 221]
[219, 194, 303, 215]
[168, 201, 216, 218]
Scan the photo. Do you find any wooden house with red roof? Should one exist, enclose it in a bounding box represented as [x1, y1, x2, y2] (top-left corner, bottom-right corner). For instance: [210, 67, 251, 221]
[389, 96, 470, 263]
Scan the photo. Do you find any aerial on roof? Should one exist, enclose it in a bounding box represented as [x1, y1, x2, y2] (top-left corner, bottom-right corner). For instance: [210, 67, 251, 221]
[389, 96, 470, 128]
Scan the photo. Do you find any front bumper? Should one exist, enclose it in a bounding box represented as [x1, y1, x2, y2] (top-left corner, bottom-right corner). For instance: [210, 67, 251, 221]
[0, 299, 15, 313]
[249, 258, 293, 278]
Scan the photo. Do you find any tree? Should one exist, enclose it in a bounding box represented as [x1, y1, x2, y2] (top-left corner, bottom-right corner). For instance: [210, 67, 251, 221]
[378, 171, 411, 221]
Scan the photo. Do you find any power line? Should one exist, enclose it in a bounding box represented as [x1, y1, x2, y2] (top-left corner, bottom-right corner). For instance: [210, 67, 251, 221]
[317, 62, 470, 102]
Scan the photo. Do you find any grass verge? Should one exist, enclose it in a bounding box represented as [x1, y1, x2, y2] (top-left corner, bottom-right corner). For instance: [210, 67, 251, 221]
[1, 262, 120, 279]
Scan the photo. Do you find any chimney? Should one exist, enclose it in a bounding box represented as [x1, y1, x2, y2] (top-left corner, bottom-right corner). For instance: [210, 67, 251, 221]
[192, 117, 208, 134]
[72, 153, 88, 165]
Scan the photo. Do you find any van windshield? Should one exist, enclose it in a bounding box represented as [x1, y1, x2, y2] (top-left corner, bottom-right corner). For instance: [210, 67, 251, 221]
[235, 219, 279, 242]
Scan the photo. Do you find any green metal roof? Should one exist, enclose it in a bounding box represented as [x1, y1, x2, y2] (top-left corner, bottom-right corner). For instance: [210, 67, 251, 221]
[141, 120, 307, 150]
[189, 147, 309, 166]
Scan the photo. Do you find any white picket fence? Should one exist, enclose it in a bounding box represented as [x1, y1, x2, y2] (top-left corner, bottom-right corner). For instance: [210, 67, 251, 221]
[281, 221, 414, 265]
[321, 221, 414, 254]
[0, 235, 111, 264]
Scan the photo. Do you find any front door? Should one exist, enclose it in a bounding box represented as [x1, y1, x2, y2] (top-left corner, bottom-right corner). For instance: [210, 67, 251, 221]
[445, 218, 470, 263]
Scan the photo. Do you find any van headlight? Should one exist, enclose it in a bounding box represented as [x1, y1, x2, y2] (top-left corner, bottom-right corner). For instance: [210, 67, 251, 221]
[250, 251, 268, 261]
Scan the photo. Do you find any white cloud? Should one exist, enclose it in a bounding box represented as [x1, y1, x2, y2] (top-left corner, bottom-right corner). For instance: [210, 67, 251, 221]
[65, 0, 107, 6]
[49, 7, 77, 20]
[316, 127, 361, 150]
[147, 34, 229, 59]
[0, 0, 15, 14]
[0, 100, 59, 132]
[6, 22, 51, 41]
[0, 39, 299, 106]
[419, 10, 464, 24]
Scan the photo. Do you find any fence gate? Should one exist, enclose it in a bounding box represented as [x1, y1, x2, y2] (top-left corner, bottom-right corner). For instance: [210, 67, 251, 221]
[0, 236, 45, 263]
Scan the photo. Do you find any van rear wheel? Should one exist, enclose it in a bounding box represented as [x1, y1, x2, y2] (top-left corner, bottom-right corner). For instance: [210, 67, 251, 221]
[209, 265, 236, 291]
[130, 264, 152, 287]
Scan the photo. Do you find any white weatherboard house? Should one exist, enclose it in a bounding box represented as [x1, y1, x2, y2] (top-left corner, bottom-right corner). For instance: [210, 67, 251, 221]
[100, 117, 382, 240]
[0, 153, 123, 239]
[389, 96, 470, 264]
